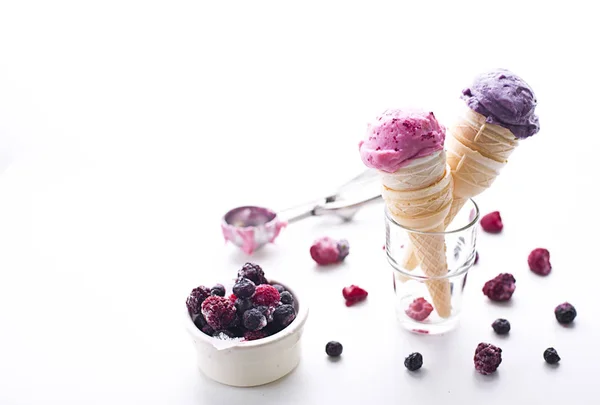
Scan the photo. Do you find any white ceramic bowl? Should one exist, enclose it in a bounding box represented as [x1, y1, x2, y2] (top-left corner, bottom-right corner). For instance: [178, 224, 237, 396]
[185, 281, 309, 387]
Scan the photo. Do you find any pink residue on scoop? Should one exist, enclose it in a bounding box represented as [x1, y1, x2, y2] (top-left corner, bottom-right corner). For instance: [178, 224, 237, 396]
[221, 206, 287, 255]
[358, 108, 445, 173]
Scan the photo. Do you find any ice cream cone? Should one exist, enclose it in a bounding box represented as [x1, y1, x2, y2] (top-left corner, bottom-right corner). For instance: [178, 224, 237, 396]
[382, 152, 454, 318]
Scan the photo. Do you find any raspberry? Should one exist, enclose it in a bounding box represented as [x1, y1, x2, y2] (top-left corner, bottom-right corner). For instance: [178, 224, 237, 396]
[325, 341, 343, 357]
[272, 284, 286, 294]
[480, 211, 503, 233]
[544, 348, 561, 364]
[405, 297, 434, 321]
[482, 273, 516, 301]
[201, 296, 237, 330]
[554, 302, 577, 324]
[210, 284, 226, 297]
[280, 291, 294, 306]
[186, 286, 211, 316]
[252, 284, 280, 307]
[474, 343, 502, 375]
[243, 330, 268, 341]
[243, 308, 267, 331]
[337, 239, 350, 261]
[228, 294, 237, 303]
[342, 285, 368, 307]
[272, 304, 296, 328]
[238, 262, 268, 285]
[404, 353, 423, 371]
[491, 318, 511, 335]
[310, 237, 340, 265]
[528, 248, 552, 276]
[233, 278, 256, 299]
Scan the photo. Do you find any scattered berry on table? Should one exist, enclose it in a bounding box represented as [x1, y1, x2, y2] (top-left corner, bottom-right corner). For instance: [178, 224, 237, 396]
[211, 284, 226, 297]
[238, 262, 268, 285]
[342, 285, 368, 307]
[480, 211, 503, 233]
[243, 308, 267, 331]
[252, 284, 281, 307]
[528, 248, 552, 276]
[325, 341, 343, 357]
[482, 273, 516, 301]
[244, 330, 268, 341]
[273, 304, 297, 328]
[492, 319, 511, 335]
[554, 302, 577, 324]
[186, 286, 211, 316]
[474, 343, 502, 375]
[233, 277, 256, 299]
[405, 297, 434, 321]
[280, 291, 295, 306]
[543, 348, 561, 364]
[201, 296, 237, 330]
[404, 352, 423, 371]
[272, 284, 286, 294]
[310, 236, 349, 265]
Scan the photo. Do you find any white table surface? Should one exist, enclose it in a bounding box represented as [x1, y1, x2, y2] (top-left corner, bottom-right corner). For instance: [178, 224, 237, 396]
[1, 1, 600, 404]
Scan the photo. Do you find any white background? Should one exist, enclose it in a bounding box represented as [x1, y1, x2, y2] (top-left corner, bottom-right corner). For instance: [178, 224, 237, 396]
[1, 1, 599, 404]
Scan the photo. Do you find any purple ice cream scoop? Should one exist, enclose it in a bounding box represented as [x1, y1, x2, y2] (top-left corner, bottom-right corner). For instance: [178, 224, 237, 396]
[461, 68, 540, 139]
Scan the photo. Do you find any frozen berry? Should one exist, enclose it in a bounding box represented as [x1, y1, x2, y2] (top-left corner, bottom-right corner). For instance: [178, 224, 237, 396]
[405, 297, 434, 321]
[201, 296, 237, 330]
[273, 304, 296, 328]
[272, 284, 286, 293]
[243, 308, 267, 331]
[252, 284, 280, 307]
[482, 273, 516, 301]
[492, 318, 511, 335]
[474, 251, 479, 265]
[213, 330, 234, 339]
[186, 286, 211, 316]
[255, 305, 275, 323]
[480, 211, 503, 233]
[193, 313, 207, 330]
[325, 341, 343, 357]
[235, 298, 254, 315]
[233, 278, 256, 299]
[544, 348, 561, 364]
[310, 237, 340, 265]
[244, 330, 268, 341]
[280, 291, 294, 306]
[200, 324, 214, 336]
[238, 262, 268, 285]
[554, 302, 577, 324]
[528, 248, 552, 276]
[211, 284, 226, 297]
[404, 352, 423, 371]
[337, 239, 350, 261]
[228, 294, 237, 303]
[342, 285, 368, 307]
[474, 343, 502, 375]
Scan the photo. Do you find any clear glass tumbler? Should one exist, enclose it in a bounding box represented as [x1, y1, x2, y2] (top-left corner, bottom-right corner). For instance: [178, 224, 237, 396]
[385, 199, 479, 334]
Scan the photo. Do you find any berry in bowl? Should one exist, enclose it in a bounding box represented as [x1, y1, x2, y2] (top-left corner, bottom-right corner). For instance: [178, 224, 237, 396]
[185, 262, 309, 387]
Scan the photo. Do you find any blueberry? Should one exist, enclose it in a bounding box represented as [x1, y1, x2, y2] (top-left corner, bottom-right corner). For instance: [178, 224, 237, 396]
[243, 308, 267, 331]
[280, 291, 294, 306]
[235, 298, 254, 314]
[272, 284, 286, 294]
[272, 304, 296, 328]
[255, 305, 274, 323]
[492, 319, 511, 335]
[554, 303, 577, 324]
[326, 341, 343, 357]
[233, 278, 256, 299]
[404, 352, 423, 371]
[193, 313, 206, 330]
[544, 348, 560, 364]
[210, 284, 226, 297]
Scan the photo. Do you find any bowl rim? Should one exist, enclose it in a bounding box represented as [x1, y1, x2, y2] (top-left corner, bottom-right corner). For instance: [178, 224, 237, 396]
[185, 279, 309, 349]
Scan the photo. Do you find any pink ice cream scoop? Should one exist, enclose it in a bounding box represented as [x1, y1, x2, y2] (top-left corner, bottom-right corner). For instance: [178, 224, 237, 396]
[358, 108, 446, 173]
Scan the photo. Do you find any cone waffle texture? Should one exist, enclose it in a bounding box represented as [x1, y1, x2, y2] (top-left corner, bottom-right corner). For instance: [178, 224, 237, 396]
[382, 151, 454, 318]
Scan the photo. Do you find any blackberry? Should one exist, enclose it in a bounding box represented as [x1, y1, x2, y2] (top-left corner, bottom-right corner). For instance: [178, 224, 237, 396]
[554, 302, 577, 324]
[474, 343, 502, 375]
[243, 308, 267, 331]
[492, 319, 511, 335]
[238, 262, 268, 285]
[233, 278, 256, 299]
[325, 341, 343, 357]
[210, 284, 226, 297]
[543, 348, 561, 364]
[404, 352, 423, 371]
[273, 304, 296, 328]
[482, 273, 516, 301]
[280, 291, 294, 306]
[186, 286, 211, 316]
